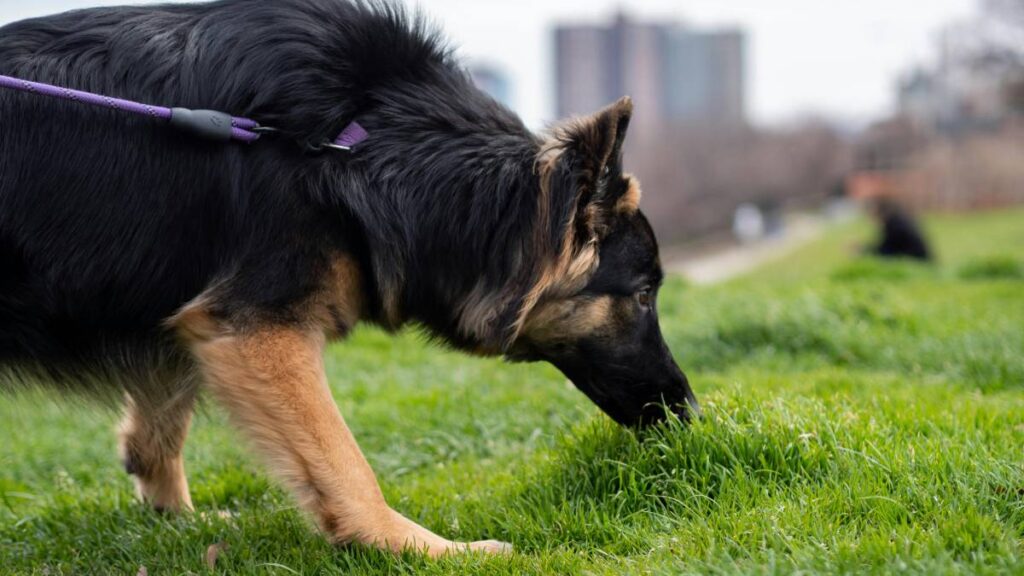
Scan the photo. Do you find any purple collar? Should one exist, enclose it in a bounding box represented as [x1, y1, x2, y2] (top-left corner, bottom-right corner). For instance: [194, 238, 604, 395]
[0, 73, 367, 151]
[328, 121, 369, 151]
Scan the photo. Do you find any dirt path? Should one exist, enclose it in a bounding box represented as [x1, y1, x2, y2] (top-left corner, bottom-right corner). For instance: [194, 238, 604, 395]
[665, 214, 828, 285]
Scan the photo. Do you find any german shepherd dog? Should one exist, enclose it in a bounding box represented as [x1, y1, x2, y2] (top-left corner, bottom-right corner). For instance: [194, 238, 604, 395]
[0, 0, 698, 556]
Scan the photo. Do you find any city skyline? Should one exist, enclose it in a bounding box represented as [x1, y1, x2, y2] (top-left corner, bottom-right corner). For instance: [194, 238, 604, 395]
[1, 0, 978, 128]
[555, 16, 746, 128]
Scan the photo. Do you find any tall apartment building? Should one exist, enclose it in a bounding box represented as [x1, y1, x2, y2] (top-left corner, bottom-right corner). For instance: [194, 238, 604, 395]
[555, 15, 746, 128]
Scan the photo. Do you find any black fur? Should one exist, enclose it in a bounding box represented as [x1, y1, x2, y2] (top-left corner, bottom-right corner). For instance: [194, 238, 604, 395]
[0, 0, 697, 428]
[871, 200, 932, 261]
[0, 0, 562, 391]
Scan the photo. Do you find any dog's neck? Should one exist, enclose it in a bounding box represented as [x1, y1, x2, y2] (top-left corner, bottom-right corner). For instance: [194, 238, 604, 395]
[337, 108, 558, 353]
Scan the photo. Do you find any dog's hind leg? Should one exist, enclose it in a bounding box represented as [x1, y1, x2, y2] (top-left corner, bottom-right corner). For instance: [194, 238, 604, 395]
[172, 304, 509, 557]
[118, 373, 199, 513]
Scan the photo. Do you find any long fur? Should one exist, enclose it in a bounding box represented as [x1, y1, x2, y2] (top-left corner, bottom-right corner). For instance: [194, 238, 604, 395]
[0, 0, 577, 398]
[0, 1, 697, 552]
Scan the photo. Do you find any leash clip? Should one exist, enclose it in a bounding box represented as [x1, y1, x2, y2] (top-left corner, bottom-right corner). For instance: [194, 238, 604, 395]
[325, 121, 368, 152]
[321, 142, 353, 152]
[306, 141, 352, 154]
[305, 121, 369, 154]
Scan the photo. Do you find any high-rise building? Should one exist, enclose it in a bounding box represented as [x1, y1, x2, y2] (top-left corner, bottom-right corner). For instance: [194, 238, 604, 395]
[555, 15, 746, 128]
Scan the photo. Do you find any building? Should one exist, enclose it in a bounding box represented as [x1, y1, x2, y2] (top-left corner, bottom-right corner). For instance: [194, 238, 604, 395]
[554, 14, 746, 128]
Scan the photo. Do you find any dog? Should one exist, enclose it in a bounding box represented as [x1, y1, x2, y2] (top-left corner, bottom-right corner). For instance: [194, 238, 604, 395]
[0, 0, 699, 556]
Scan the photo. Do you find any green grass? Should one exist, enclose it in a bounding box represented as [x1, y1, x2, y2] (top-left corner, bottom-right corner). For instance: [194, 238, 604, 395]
[3, 207, 1024, 575]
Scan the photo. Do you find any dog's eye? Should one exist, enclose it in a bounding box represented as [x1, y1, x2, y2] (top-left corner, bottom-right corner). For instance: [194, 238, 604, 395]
[601, 165, 610, 178]
[636, 288, 652, 308]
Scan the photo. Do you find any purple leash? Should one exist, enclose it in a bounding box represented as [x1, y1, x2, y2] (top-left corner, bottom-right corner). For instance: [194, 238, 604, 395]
[0, 74, 367, 149]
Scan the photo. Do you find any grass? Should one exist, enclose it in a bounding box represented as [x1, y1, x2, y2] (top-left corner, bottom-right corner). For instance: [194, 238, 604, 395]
[2, 207, 1023, 574]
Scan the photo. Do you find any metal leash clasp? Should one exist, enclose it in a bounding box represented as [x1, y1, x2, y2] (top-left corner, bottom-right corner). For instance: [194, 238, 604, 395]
[306, 141, 352, 154]
[304, 121, 367, 154]
[321, 142, 353, 152]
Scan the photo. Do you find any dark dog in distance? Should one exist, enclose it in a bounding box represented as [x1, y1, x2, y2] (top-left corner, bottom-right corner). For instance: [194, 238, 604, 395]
[868, 197, 932, 261]
[0, 0, 698, 555]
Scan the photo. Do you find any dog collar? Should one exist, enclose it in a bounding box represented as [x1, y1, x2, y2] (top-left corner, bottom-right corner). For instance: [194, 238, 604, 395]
[326, 121, 369, 151]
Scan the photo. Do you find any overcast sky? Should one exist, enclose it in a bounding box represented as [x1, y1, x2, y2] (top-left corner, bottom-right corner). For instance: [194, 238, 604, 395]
[1, 0, 979, 128]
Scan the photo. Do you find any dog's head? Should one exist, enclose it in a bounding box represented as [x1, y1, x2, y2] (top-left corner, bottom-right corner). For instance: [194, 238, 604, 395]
[507, 97, 699, 427]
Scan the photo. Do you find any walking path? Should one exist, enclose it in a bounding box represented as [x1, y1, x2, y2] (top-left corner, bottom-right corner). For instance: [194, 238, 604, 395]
[665, 214, 829, 285]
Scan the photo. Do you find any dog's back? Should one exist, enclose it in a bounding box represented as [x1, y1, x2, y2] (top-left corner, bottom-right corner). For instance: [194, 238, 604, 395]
[1, 3, 243, 382]
[0, 0, 450, 390]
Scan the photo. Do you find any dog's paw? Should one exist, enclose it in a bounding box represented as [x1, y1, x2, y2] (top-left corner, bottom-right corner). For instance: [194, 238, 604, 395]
[467, 540, 512, 554]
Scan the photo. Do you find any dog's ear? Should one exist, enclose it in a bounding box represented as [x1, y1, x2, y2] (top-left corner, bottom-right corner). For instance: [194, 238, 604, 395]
[549, 97, 635, 239]
[560, 96, 632, 198]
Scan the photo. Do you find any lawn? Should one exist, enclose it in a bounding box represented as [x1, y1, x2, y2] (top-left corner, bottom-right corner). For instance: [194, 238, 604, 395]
[2, 208, 1023, 575]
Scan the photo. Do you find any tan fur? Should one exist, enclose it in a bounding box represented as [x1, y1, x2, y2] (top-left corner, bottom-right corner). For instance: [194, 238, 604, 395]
[169, 296, 507, 556]
[377, 281, 404, 331]
[118, 375, 199, 512]
[456, 280, 520, 351]
[511, 99, 637, 341]
[171, 292, 226, 342]
[513, 241, 600, 340]
[545, 96, 633, 180]
[512, 142, 601, 339]
[310, 255, 367, 338]
[616, 174, 642, 214]
[522, 296, 616, 343]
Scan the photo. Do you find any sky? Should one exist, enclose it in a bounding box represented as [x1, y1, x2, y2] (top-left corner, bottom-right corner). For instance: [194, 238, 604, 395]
[1, 0, 979, 128]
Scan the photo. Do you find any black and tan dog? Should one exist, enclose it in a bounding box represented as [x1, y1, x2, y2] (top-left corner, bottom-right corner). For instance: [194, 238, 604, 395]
[0, 0, 698, 556]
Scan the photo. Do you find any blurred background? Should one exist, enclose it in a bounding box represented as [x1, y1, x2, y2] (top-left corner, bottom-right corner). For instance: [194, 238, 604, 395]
[450, 1, 1024, 248]
[3, 0, 1021, 276]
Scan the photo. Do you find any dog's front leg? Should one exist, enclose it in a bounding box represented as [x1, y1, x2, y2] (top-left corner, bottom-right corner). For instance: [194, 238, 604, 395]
[119, 380, 198, 513]
[173, 308, 507, 556]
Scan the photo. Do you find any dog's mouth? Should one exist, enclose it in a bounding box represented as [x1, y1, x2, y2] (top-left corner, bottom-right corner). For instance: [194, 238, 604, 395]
[580, 382, 700, 428]
[556, 362, 699, 428]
